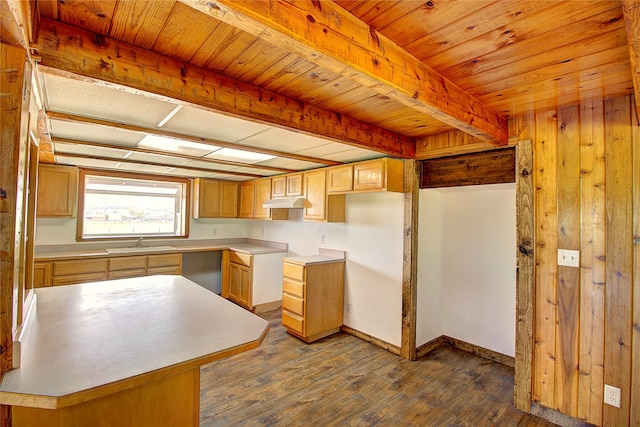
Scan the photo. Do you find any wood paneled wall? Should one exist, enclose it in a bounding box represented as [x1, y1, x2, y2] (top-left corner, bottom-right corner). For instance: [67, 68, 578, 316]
[421, 95, 639, 426]
[519, 97, 638, 427]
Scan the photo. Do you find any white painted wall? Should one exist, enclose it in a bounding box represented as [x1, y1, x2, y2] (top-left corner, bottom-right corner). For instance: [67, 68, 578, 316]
[246, 192, 405, 347]
[417, 183, 516, 357]
[35, 216, 248, 245]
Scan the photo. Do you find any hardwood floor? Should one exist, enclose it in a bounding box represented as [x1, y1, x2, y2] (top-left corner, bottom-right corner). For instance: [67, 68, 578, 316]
[200, 310, 555, 426]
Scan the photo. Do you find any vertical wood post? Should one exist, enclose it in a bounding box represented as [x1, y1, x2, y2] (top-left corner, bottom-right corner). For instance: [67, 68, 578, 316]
[514, 139, 535, 411]
[1, 42, 28, 427]
[629, 97, 640, 426]
[401, 159, 418, 360]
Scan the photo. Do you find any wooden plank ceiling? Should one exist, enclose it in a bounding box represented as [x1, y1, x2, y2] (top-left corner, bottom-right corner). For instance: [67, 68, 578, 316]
[23, 0, 633, 177]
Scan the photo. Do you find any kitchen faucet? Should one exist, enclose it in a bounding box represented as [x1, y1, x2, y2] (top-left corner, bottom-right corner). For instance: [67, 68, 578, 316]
[137, 236, 143, 248]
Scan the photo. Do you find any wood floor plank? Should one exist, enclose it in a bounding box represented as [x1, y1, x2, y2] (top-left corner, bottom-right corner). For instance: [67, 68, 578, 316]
[199, 310, 554, 426]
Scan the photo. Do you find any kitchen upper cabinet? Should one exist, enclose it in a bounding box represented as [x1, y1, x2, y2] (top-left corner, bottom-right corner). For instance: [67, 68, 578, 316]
[272, 173, 302, 198]
[303, 169, 345, 222]
[253, 177, 272, 219]
[192, 178, 239, 218]
[327, 165, 353, 194]
[239, 180, 255, 218]
[353, 158, 403, 192]
[37, 164, 78, 217]
[327, 158, 404, 194]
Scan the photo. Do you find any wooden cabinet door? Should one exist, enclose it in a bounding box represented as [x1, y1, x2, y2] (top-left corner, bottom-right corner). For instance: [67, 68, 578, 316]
[219, 181, 239, 218]
[33, 262, 52, 288]
[327, 165, 353, 194]
[271, 176, 286, 198]
[353, 159, 385, 192]
[253, 178, 272, 219]
[238, 264, 252, 308]
[52, 272, 108, 286]
[192, 178, 221, 218]
[238, 181, 255, 218]
[228, 262, 240, 301]
[37, 164, 78, 217]
[303, 169, 326, 221]
[286, 173, 303, 196]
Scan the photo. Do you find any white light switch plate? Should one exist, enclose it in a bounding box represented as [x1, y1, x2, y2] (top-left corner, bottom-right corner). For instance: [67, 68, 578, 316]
[558, 249, 580, 267]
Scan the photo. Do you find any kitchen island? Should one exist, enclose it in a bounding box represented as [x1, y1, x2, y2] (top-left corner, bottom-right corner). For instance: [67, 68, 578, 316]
[0, 275, 269, 426]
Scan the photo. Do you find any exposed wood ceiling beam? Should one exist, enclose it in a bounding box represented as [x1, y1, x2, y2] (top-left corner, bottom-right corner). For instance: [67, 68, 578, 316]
[46, 110, 341, 167]
[51, 137, 295, 174]
[180, 0, 508, 146]
[622, 0, 640, 120]
[52, 150, 262, 179]
[35, 18, 415, 159]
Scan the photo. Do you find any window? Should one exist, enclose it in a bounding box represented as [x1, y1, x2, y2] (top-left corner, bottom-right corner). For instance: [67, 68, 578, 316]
[77, 170, 189, 240]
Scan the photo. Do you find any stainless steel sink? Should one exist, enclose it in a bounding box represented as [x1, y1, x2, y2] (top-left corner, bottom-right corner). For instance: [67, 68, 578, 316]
[105, 246, 177, 254]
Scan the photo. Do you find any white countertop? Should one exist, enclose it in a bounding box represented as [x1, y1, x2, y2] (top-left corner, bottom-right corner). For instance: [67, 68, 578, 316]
[283, 248, 346, 265]
[34, 239, 287, 260]
[0, 275, 269, 409]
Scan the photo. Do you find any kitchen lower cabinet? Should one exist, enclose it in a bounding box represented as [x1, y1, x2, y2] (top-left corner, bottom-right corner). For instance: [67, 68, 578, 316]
[34, 253, 183, 287]
[222, 250, 285, 311]
[281, 254, 345, 343]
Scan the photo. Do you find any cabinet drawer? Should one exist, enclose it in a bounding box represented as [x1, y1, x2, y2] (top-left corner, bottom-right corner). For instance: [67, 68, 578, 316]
[282, 310, 304, 335]
[147, 253, 181, 268]
[282, 294, 304, 317]
[282, 278, 304, 298]
[109, 269, 146, 280]
[282, 262, 305, 281]
[109, 256, 147, 271]
[229, 251, 252, 267]
[53, 259, 108, 276]
[148, 265, 182, 275]
[52, 272, 108, 287]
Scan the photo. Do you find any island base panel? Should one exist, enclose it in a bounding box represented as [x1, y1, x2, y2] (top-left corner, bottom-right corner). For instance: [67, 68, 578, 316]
[13, 368, 199, 427]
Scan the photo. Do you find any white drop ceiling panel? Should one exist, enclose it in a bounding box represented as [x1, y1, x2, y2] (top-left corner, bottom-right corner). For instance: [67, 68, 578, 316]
[181, 160, 247, 171]
[124, 153, 193, 167]
[55, 156, 119, 170]
[42, 73, 178, 128]
[52, 142, 129, 159]
[322, 149, 382, 163]
[49, 120, 144, 146]
[236, 127, 332, 153]
[161, 105, 270, 142]
[254, 157, 321, 170]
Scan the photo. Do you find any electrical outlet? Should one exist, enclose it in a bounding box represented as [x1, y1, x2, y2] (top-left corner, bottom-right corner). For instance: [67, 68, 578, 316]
[320, 234, 326, 244]
[346, 302, 352, 313]
[557, 249, 580, 267]
[212, 228, 217, 236]
[604, 384, 621, 408]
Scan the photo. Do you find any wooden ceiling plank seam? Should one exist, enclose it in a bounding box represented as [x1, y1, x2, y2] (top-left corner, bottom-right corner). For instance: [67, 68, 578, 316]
[441, 8, 627, 85]
[478, 68, 634, 108]
[425, 2, 624, 78]
[223, 39, 290, 82]
[446, 27, 629, 89]
[468, 46, 631, 99]
[189, 24, 248, 68]
[108, 0, 176, 50]
[404, 0, 563, 62]
[180, 0, 507, 145]
[53, 149, 264, 178]
[50, 136, 297, 174]
[57, 0, 116, 36]
[377, 0, 497, 43]
[36, 19, 414, 158]
[250, 54, 316, 90]
[45, 110, 343, 167]
[622, 0, 640, 120]
[150, 1, 220, 63]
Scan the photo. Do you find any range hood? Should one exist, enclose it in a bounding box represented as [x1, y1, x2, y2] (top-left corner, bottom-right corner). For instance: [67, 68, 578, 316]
[262, 197, 306, 209]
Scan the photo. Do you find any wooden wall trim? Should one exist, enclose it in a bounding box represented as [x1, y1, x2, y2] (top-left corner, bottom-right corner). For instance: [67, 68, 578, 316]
[401, 160, 418, 360]
[631, 99, 640, 427]
[340, 326, 401, 356]
[416, 335, 514, 367]
[419, 147, 515, 188]
[529, 403, 595, 427]
[515, 139, 535, 412]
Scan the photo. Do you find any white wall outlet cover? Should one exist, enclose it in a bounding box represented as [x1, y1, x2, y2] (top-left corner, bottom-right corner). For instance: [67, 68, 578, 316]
[604, 384, 621, 408]
[557, 249, 580, 267]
